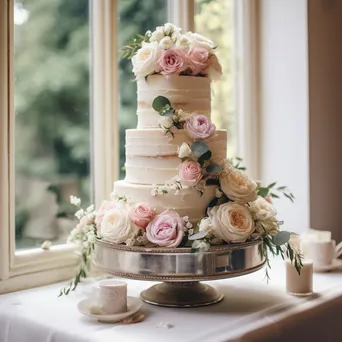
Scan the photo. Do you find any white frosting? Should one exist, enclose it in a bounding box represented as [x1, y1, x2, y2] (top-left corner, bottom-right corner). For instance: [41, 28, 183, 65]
[114, 180, 216, 223]
[137, 75, 211, 128]
[125, 129, 227, 184]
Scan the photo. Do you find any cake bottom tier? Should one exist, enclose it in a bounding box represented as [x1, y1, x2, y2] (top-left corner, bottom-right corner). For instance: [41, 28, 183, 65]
[113, 180, 217, 223]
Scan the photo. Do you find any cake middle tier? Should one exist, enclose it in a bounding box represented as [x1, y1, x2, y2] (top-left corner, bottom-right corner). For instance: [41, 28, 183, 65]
[125, 128, 227, 185]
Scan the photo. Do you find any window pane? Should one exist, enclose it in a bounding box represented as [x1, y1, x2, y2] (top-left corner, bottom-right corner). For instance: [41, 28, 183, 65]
[14, 0, 91, 249]
[195, 0, 236, 157]
[118, 0, 168, 179]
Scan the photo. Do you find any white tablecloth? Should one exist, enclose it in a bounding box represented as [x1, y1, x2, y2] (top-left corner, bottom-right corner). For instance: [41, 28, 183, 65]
[1, 260, 342, 342]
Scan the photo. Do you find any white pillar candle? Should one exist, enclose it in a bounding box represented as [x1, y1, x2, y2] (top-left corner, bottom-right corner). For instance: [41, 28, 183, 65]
[286, 259, 313, 296]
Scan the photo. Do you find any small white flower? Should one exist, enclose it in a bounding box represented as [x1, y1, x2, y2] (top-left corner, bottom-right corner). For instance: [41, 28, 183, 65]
[188, 228, 194, 236]
[177, 109, 191, 122]
[215, 188, 223, 198]
[83, 240, 91, 248]
[159, 36, 173, 49]
[125, 237, 136, 247]
[70, 195, 81, 206]
[182, 215, 189, 222]
[41, 240, 51, 250]
[186, 221, 193, 229]
[145, 30, 152, 38]
[163, 23, 177, 35]
[151, 185, 158, 196]
[87, 231, 96, 243]
[150, 27, 165, 42]
[192, 240, 210, 252]
[178, 142, 191, 159]
[86, 204, 95, 213]
[75, 209, 85, 220]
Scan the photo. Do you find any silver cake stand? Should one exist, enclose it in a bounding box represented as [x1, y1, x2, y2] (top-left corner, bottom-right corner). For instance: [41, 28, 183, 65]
[92, 239, 265, 308]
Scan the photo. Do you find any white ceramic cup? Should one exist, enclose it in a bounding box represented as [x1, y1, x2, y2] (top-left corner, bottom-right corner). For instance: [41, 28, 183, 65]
[88, 279, 127, 314]
[301, 239, 342, 267]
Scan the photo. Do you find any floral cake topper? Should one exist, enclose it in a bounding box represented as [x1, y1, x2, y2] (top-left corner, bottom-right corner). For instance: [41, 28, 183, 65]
[121, 23, 222, 80]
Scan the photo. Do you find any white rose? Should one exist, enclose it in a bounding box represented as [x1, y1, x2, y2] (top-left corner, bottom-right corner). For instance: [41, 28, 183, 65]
[208, 202, 254, 242]
[159, 36, 173, 49]
[178, 142, 191, 158]
[158, 115, 172, 128]
[132, 42, 161, 77]
[186, 32, 215, 51]
[150, 27, 165, 42]
[248, 196, 277, 221]
[220, 167, 258, 204]
[176, 109, 191, 122]
[101, 207, 139, 244]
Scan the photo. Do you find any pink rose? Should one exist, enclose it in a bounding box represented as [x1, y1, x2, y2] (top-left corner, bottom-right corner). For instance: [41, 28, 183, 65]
[184, 114, 216, 140]
[179, 160, 202, 186]
[95, 200, 116, 232]
[187, 47, 209, 75]
[157, 48, 186, 75]
[129, 203, 156, 229]
[146, 210, 185, 247]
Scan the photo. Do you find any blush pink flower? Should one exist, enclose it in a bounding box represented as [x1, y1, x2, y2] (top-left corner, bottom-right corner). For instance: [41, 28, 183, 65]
[76, 216, 89, 233]
[187, 47, 209, 75]
[146, 210, 185, 247]
[179, 160, 202, 187]
[129, 203, 156, 229]
[95, 200, 116, 232]
[157, 47, 186, 75]
[184, 114, 216, 140]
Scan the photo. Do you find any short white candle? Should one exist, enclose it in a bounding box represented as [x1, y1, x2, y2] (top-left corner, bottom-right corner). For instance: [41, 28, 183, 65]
[286, 259, 313, 296]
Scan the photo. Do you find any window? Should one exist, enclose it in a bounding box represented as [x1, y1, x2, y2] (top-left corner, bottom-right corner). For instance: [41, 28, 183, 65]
[118, 0, 168, 179]
[0, 0, 257, 293]
[14, 0, 91, 250]
[195, 0, 236, 157]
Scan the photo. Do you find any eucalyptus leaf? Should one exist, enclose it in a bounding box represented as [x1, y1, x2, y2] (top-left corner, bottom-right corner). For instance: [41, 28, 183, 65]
[198, 150, 212, 166]
[206, 178, 220, 186]
[207, 197, 218, 208]
[191, 141, 208, 157]
[267, 182, 277, 189]
[206, 164, 221, 173]
[273, 231, 291, 246]
[152, 96, 171, 112]
[188, 231, 208, 241]
[258, 187, 269, 198]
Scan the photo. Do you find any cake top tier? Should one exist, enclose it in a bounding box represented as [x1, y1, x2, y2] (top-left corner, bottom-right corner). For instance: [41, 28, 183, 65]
[121, 23, 222, 80]
[137, 74, 211, 129]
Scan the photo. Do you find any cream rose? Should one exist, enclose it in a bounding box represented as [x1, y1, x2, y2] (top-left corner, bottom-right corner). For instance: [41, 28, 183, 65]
[186, 32, 215, 51]
[101, 207, 139, 244]
[208, 202, 254, 242]
[220, 167, 258, 204]
[248, 196, 277, 221]
[132, 42, 161, 77]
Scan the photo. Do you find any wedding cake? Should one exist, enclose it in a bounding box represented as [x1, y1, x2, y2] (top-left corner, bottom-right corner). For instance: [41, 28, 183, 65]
[61, 23, 302, 296]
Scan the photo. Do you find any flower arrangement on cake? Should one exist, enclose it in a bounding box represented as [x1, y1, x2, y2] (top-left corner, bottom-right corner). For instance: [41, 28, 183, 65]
[121, 22, 222, 80]
[59, 23, 302, 296]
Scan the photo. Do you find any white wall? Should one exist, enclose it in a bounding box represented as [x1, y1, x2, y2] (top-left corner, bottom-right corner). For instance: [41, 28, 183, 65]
[259, 0, 309, 233]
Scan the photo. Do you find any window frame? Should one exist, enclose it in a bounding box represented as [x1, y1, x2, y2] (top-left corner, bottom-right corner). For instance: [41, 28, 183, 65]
[0, 0, 259, 293]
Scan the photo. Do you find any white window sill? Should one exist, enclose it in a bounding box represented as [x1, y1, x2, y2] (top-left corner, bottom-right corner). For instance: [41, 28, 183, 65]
[0, 259, 342, 342]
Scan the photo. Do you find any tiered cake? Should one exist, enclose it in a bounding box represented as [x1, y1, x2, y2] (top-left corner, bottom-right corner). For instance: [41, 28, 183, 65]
[114, 75, 227, 223]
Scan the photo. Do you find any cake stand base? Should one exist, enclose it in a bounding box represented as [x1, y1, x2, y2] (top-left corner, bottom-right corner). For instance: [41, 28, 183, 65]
[140, 282, 223, 308]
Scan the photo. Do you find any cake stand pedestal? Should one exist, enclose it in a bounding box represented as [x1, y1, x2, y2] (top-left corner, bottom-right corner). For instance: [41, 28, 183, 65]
[92, 240, 265, 308]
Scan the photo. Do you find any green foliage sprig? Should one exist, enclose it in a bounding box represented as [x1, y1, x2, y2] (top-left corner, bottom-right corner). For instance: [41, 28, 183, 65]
[120, 33, 149, 60]
[258, 182, 295, 202]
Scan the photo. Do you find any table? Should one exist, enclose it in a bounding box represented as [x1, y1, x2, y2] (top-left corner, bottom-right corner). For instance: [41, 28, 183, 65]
[1, 259, 342, 342]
